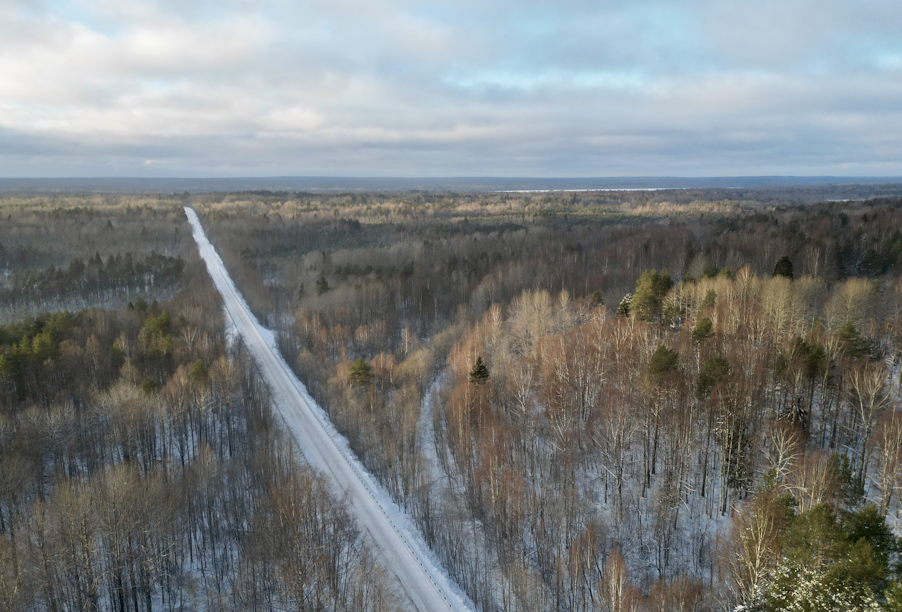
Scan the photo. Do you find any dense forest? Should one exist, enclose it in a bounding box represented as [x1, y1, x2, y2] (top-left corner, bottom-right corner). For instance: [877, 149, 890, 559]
[196, 189, 902, 611]
[0, 197, 399, 611]
[0, 199, 189, 315]
[2, 189, 902, 611]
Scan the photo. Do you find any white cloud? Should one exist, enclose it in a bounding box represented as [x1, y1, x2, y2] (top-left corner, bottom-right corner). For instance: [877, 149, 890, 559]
[0, 0, 899, 176]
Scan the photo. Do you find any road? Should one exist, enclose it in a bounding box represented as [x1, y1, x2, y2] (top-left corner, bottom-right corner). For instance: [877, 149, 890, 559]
[185, 207, 470, 612]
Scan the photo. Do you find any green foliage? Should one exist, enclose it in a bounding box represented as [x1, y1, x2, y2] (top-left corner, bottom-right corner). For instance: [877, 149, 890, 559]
[838, 321, 871, 359]
[750, 502, 898, 611]
[858, 231, 902, 276]
[773, 255, 794, 279]
[692, 316, 713, 343]
[469, 355, 490, 386]
[141, 376, 158, 395]
[782, 503, 847, 571]
[752, 562, 882, 612]
[778, 337, 827, 380]
[3, 252, 184, 302]
[142, 311, 173, 360]
[834, 453, 866, 509]
[700, 289, 717, 310]
[142, 311, 171, 342]
[801, 342, 826, 380]
[589, 290, 602, 307]
[662, 303, 683, 327]
[630, 270, 673, 321]
[109, 342, 125, 370]
[0, 354, 11, 380]
[42, 311, 75, 342]
[647, 344, 679, 384]
[616, 293, 632, 317]
[886, 580, 902, 611]
[132, 296, 149, 313]
[31, 331, 57, 363]
[349, 357, 372, 387]
[841, 504, 898, 571]
[841, 538, 887, 594]
[0, 311, 77, 375]
[697, 355, 730, 396]
[189, 359, 209, 385]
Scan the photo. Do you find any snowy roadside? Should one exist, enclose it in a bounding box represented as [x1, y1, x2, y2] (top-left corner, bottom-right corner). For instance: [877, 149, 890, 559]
[186, 207, 474, 612]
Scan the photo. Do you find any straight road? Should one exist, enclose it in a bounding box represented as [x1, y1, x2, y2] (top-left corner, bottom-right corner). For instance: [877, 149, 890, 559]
[185, 207, 471, 612]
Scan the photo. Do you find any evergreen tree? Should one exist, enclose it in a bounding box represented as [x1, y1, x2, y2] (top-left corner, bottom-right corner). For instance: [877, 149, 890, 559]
[589, 290, 602, 307]
[886, 581, 902, 611]
[692, 316, 713, 343]
[773, 255, 794, 279]
[189, 359, 209, 385]
[648, 344, 679, 385]
[839, 321, 871, 359]
[110, 342, 125, 370]
[630, 270, 673, 321]
[316, 273, 330, 295]
[469, 355, 490, 386]
[697, 355, 730, 396]
[349, 357, 371, 387]
[616, 293, 632, 317]
[141, 377, 158, 395]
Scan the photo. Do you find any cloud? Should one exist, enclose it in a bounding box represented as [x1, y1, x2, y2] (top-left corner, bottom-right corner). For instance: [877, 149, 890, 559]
[0, 0, 899, 176]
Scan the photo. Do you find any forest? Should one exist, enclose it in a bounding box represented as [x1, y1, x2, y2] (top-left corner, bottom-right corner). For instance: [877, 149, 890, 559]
[2, 188, 902, 611]
[0, 196, 399, 611]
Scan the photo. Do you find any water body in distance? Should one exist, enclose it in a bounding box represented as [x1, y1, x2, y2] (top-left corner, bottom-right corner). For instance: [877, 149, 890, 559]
[2, 176, 902, 194]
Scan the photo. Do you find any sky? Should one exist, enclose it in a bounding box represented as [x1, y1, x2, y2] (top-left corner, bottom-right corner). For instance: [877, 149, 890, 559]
[1, 0, 901, 178]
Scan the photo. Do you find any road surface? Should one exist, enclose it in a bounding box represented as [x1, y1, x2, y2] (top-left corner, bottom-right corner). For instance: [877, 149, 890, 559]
[185, 207, 471, 612]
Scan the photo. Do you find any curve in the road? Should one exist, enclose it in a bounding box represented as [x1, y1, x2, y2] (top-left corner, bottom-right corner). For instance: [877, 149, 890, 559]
[185, 207, 472, 612]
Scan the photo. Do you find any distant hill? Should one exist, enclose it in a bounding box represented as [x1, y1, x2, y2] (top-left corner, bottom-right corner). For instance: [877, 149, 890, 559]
[1, 175, 901, 195]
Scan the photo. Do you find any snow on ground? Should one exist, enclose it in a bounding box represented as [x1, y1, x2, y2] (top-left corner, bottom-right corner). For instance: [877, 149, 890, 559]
[186, 207, 474, 612]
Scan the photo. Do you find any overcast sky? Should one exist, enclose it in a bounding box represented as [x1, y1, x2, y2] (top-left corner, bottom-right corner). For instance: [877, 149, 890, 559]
[1, 0, 901, 177]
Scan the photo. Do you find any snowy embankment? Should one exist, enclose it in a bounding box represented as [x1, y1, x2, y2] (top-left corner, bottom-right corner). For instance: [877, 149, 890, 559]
[185, 207, 473, 612]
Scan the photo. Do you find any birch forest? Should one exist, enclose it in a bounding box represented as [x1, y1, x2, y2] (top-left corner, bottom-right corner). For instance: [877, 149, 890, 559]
[2, 188, 902, 611]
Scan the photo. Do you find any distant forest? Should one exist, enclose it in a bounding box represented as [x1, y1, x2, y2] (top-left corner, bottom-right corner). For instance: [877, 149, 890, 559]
[2, 188, 902, 611]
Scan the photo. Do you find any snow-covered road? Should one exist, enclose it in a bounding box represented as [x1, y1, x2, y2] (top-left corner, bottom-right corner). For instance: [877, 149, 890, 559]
[185, 207, 471, 612]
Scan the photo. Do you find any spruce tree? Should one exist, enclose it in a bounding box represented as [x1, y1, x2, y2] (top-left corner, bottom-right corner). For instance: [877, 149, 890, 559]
[773, 255, 794, 279]
[630, 270, 673, 321]
[189, 359, 209, 385]
[648, 344, 679, 385]
[469, 355, 490, 386]
[692, 317, 713, 343]
[349, 357, 371, 387]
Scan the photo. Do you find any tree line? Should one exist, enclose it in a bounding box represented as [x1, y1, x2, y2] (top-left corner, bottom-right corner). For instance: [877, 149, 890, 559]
[196, 192, 902, 610]
[0, 200, 400, 611]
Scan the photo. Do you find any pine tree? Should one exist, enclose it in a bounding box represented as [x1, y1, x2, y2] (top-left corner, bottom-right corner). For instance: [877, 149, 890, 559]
[469, 355, 490, 386]
[886, 580, 902, 611]
[616, 293, 632, 317]
[189, 359, 209, 385]
[692, 317, 713, 343]
[630, 270, 673, 321]
[349, 357, 371, 387]
[648, 344, 679, 385]
[773, 256, 794, 279]
[697, 355, 730, 397]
